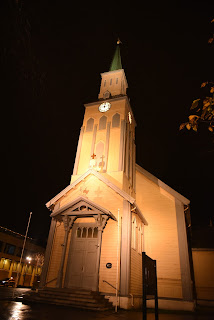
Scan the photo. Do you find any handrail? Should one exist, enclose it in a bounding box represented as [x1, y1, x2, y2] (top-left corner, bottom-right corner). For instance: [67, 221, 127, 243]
[102, 280, 120, 292]
[45, 277, 57, 285]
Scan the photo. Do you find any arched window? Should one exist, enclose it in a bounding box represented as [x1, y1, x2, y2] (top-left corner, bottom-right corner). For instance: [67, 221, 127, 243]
[103, 90, 110, 99]
[138, 225, 142, 254]
[99, 116, 107, 130]
[86, 118, 94, 132]
[131, 216, 137, 249]
[112, 113, 120, 128]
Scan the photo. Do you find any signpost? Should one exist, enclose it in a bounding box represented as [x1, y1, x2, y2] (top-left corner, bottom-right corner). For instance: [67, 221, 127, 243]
[142, 252, 158, 320]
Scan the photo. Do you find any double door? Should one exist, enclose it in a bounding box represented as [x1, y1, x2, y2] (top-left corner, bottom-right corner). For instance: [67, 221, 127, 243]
[65, 224, 99, 291]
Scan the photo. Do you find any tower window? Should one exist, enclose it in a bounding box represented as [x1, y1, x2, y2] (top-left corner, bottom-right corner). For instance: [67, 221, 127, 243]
[103, 90, 110, 99]
[86, 118, 94, 132]
[110, 79, 112, 85]
[116, 78, 118, 84]
[104, 80, 106, 87]
[112, 113, 120, 128]
[99, 116, 107, 130]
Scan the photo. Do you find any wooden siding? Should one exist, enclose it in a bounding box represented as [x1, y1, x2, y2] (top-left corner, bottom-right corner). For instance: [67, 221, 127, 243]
[46, 222, 65, 287]
[135, 170, 182, 299]
[99, 218, 121, 293]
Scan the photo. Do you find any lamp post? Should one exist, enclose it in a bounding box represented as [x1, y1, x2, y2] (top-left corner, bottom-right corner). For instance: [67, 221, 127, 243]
[14, 212, 32, 288]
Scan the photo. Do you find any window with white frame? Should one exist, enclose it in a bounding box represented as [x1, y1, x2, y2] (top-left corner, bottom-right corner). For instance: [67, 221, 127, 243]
[138, 225, 142, 254]
[131, 216, 137, 249]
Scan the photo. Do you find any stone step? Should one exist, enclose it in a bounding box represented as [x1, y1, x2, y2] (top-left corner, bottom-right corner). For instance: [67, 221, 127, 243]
[37, 290, 105, 300]
[22, 289, 113, 311]
[23, 295, 112, 311]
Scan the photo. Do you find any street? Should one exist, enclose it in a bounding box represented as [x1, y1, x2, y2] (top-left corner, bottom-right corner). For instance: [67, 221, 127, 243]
[0, 288, 214, 320]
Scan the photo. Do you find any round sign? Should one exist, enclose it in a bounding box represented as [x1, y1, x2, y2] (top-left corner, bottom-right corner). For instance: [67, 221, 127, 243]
[106, 263, 112, 269]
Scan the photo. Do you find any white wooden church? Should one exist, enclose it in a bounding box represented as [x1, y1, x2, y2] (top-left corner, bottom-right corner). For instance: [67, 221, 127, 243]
[38, 43, 194, 311]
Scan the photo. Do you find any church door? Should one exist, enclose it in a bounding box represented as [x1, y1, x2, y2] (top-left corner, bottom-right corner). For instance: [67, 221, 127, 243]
[65, 223, 99, 291]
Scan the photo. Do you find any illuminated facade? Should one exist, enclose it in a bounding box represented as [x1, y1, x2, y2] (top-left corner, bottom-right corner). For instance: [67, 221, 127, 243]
[40, 44, 194, 310]
[0, 226, 45, 287]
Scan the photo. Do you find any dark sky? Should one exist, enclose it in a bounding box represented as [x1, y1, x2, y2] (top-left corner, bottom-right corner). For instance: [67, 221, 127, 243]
[1, 1, 214, 244]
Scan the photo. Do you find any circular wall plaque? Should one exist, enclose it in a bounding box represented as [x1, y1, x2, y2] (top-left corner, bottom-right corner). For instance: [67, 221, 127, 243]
[106, 263, 112, 269]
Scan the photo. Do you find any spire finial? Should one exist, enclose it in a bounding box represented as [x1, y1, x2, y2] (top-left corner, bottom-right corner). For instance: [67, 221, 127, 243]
[109, 40, 122, 71]
[117, 38, 122, 45]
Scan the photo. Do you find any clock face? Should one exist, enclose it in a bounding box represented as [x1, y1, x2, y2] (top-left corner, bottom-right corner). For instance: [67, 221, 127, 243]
[99, 102, 111, 113]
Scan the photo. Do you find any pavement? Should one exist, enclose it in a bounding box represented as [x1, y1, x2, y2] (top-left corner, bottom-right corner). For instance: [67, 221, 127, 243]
[0, 288, 214, 320]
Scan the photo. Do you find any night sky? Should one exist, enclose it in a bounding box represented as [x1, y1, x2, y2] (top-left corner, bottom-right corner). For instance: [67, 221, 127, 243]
[1, 1, 214, 244]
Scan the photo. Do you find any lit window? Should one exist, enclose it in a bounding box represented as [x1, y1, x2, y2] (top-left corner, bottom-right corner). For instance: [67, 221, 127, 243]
[4, 243, 16, 255]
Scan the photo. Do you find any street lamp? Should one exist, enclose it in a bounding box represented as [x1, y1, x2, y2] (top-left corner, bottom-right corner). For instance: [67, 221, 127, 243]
[26, 256, 32, 263]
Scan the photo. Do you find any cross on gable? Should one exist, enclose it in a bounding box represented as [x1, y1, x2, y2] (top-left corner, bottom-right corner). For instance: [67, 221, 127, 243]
[91, 153, 96, 159]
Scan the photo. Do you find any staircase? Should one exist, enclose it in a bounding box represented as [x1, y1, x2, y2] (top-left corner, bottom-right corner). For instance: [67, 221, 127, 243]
[21, 287, 113, 311]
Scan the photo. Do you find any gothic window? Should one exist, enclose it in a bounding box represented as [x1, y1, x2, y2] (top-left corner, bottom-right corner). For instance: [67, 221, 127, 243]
[76, 226, 99, 238]
[99, 116, 107, 130]
[131, 217, 137, 250]
[104, 80, 106, 87]
[82, 227, 87, 238]
[110, 79, 112, 85]
[112, 113, 120, 128]
[93, 227, 98, 238]
[138, 225, 142, 254]
[103, 90, 110, 99]
[116, 78, 118, 84]
[88, 228, 93, 238]
[86, 118, 94, 132]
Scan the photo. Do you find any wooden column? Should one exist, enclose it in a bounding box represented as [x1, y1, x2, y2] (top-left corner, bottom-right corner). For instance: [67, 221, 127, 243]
[94, 214, 108, 291]
[175, 199, 193, 301]
[56, 215, 75, 288]
[40, 218, 57, 287]
[118, 120, 126, 171]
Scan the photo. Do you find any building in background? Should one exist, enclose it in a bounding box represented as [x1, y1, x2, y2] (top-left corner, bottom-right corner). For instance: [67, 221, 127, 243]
[191, 225, 214, 306]
[0, 226, 45, 287]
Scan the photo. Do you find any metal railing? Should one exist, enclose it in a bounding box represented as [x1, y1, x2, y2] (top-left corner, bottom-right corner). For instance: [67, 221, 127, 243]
[102, 280, 120, 292]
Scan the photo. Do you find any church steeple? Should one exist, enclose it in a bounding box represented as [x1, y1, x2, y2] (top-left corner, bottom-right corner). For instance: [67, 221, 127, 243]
[98, 40, 128, 100]
[109, 40, 122, 71]
[72, 41, 136, 196]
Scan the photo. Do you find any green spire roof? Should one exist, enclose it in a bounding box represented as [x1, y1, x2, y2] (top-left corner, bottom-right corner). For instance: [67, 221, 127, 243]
[109, 42, 122, 71]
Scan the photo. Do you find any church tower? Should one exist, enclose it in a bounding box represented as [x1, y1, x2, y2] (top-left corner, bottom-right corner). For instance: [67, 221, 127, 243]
[72, 42, 136, 196]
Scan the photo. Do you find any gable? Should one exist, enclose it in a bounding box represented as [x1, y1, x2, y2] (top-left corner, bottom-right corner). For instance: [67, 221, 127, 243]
[136, 164, 190, 205]
[46, 169, 147, 225]
[51, 196, 117, 221]
[46, 169, 135, 209]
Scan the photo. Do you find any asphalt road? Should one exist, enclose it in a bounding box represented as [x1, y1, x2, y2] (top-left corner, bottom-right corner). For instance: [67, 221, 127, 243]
[0, 288, 213, 320]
